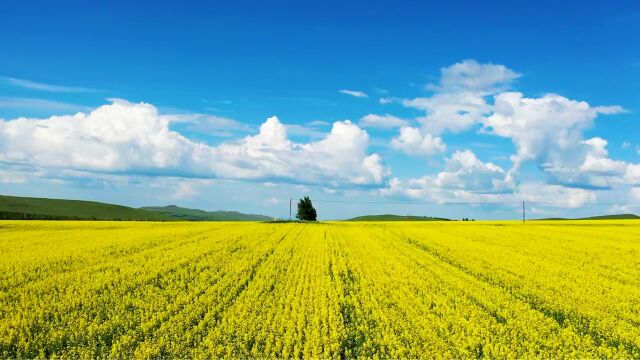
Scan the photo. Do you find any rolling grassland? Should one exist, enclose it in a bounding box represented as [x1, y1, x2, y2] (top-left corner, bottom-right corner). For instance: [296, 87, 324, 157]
[0, 220, 639, 358]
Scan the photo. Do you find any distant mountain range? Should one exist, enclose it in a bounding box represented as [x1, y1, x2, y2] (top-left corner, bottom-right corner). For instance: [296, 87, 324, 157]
[347, 214, 451, 221]
[0, 195, 271, 221]
[140, 205, 273, 221]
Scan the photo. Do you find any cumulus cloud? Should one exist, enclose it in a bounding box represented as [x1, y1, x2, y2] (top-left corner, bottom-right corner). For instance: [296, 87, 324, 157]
[359, 114, 409, 129]
[374, 60, 633, 208]
[390, 127, 446, 156]
[483, 92, 631, 188]
[579, 138, 627, 175]
[380, 146, 598, 209]
[339, 89, 368, 98]
[390, 60, 521, 157]
[486, 93, 606, 168]
[625, 164, 640, 185]
[434, 150, 509, 192]
[389, 59, 633, 193]
[0, 100, 388, 188]
[381, 150, 510, 199]
[403, 92, 492, 135]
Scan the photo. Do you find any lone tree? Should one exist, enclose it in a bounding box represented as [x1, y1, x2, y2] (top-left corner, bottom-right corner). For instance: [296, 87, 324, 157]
[296, 196, 317, 221]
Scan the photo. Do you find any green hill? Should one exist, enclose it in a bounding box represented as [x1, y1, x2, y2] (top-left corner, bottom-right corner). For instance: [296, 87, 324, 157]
[0, 195, 273, 221]
[581, 214, 639, 220]
[0, 195, 171, 221]
[140, 205, 273, 221]
[347, 214, 450, 221]
[539, 214, 639, 221]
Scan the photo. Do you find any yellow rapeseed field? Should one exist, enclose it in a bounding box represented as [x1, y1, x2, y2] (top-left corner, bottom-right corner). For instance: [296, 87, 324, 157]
[1, 220, 639, 358]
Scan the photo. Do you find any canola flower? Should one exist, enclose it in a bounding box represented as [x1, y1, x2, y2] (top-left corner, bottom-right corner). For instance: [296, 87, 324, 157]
[0, 220, 639, 358]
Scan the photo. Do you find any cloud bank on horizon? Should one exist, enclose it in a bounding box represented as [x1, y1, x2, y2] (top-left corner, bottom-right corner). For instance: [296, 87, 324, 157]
[0, 60, 638, 214]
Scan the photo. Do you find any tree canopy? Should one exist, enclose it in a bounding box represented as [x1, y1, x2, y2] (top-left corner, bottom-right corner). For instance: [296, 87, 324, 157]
[296, 196, 317, 221]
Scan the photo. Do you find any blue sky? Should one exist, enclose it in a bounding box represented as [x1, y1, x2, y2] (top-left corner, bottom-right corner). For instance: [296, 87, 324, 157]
[1, 0, 639, 219]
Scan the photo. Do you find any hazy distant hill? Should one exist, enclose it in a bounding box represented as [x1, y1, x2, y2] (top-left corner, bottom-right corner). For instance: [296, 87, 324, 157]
[347, 214, 450, 221]
[0, 195, 272, 221]
[141, 205, 273, 221]
[0, 195, 171, 220]
[539, 214, 639, 220]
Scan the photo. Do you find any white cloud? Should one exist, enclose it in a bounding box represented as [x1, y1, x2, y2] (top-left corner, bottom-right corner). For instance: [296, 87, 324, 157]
[608, 203, 636, 214]
[147, 177, 212, 201]
[359, 114, 409, 129]
[580, 157, 627, 176]
[593, 105, 628, 115]
[265, 197, 283, 205]
[307, 120, 331, 127]
[465, 183, 595, 208]
[0, 97, 88, 113]
[485, 92, 607, 169]
[395, 60, 520, 151]
[395, 60, 630, 191]
[0, 100, 388, 188]
[339, 89, 368, 98]
[0, 168, 28, 183]
[381, 150, 510, 200]
[428, 59, 521, 93]
[631, 187, 640, 201]
[404, 92, 492, 135]
[516, 183, 596, 208]
[382, 178, 594, 209]
[625, 164, 640, 185]
[2, 77, 103, 93]
[171, 181, 199, 200]
[483, 92, 629, 188]
[379, 97, 400, 105]
[390, 127, 446, 156]
[380, 145, 597, 209]
[378, 60, 633, 209]
[434, 150, 509, 192]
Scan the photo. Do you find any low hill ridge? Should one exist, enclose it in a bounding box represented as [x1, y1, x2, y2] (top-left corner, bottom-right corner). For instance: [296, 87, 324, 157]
[0, 195, 272, 221]
[539, 214, 639, 220]
[0, 195, 170, 220]
[140, 205, 272, 221]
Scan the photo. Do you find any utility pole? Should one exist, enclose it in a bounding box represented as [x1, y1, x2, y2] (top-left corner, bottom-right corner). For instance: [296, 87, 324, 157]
[289, 198, 292, 220]
[522, 200, 526, 224]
